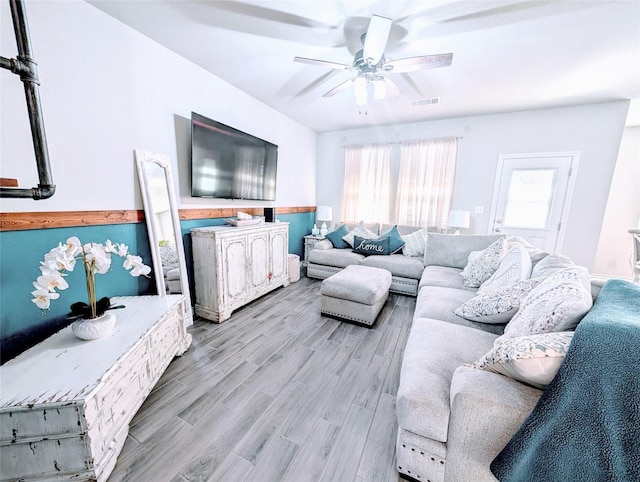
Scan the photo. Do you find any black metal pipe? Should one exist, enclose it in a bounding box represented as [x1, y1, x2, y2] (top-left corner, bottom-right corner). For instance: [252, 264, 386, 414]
[0, 0, 55, 200]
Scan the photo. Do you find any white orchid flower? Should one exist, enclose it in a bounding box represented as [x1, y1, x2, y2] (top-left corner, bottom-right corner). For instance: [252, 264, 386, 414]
[32, 237, 150, 315]
[36, 271, 69, 292]
[124, 254, 151, 276]
[105, 239, 129, 257]
[85, 243, 112, 274]
[42, 246, 76, 272]
[31, 284, 60, 310]
[65, 237, 83, 257]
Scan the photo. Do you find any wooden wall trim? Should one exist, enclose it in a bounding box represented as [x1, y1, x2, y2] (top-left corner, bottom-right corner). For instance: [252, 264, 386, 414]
[0, 210, 144, 231]
[0, 206, 316, 231]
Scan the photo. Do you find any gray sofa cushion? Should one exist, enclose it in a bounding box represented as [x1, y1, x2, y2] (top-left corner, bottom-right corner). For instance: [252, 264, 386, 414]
[424, 234, 504, 268]
[397, 318, 498, 443]
[307, 247, 365, 268]
[419, 265, 473, 291]
[445, 366, 541, 482]
[415, 286, 506, 335]
[361, 254, 424, 279]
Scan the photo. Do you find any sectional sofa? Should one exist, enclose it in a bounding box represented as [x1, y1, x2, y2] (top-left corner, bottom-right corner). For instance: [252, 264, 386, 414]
[306, 222, 436, 296]
[306, 223, 628, 481]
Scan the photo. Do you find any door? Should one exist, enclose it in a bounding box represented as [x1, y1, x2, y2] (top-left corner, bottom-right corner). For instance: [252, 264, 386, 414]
[221, 235, 248, 304]
[269, 227, 287, 281]
[489, 152, 579, 252]
[248, 232, 270, 292]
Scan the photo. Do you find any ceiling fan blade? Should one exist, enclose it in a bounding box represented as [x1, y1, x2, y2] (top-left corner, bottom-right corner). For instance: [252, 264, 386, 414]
[323, 78, 355, 97]
[383, 53, 453, 73]
[362, 15, 392, 65]
[294, 56, 354, 71]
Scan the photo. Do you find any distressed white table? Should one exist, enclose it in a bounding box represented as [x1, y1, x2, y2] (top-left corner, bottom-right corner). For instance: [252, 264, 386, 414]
[0, 295, 192, 482]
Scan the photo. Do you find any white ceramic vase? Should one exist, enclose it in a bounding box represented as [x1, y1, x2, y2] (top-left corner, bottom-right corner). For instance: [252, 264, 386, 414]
[71, 312, 116, 340]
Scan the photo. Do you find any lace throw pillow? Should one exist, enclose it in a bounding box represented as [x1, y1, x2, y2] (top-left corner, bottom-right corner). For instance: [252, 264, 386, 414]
[470, 331, 574, 389]
[454, 278, 544, 324]
[159, 241, 178, 266]
[479, 244, 532, 294]
[497, 266, 592, 343]
[460, 238, 508, 287]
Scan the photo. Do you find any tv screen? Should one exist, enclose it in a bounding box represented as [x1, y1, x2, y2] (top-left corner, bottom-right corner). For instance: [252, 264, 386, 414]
[191, 112, 278, 201]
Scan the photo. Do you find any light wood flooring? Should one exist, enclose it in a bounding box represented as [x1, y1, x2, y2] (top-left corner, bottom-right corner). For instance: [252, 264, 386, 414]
[108, 276, 415, 482]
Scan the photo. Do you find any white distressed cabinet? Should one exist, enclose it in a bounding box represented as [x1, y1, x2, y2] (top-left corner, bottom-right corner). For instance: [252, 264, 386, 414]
[191, 222, 290, 322]
[0, 295, 192, 482]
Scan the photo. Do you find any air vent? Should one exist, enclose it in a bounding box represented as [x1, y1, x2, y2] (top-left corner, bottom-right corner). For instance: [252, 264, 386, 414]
[410, 97, 440, 107]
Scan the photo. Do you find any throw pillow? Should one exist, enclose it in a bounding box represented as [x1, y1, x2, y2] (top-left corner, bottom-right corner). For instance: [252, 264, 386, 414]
[325, 224, 350, 249]
[497, 266, 593, 343]
[159, 241, 178, 266]
[379, 225, 405, 254]
[530, 253, 575, 278]
[470, 331, 574, 389]
[401, 228, 429, 257]
[478, 244, 532, 294]
[352, 236, 390, 256]
[507, 236, 549, 267]
[342, 221, 378, 247]
[454, 278, 544, 324]
[460, 238, 508, 288]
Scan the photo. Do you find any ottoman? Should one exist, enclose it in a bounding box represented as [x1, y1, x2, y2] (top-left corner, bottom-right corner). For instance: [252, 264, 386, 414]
[320, 265, 392, 326]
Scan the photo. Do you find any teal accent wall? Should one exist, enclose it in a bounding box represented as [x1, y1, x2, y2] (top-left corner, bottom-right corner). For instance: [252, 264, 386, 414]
[0, 212, 313, 362]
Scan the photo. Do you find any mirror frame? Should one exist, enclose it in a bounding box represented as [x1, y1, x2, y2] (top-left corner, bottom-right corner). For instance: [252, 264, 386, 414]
[134, 149, 193, 324]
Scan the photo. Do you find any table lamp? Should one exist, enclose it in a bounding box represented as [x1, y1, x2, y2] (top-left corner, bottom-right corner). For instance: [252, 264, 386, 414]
[316, 206, 333, 237]
[447, 210, 470, 235]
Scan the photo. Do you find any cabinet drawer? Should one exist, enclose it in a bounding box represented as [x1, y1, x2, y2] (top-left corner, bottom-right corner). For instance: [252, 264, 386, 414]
[0, 404, 84, 444]
[0, 434, 93, 481]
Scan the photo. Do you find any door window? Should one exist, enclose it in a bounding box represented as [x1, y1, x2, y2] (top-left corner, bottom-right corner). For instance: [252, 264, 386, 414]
[503, 169, 556, 229]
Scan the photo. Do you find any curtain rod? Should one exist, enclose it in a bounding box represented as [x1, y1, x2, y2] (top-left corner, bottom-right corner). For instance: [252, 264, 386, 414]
[342, 136, 463, 148]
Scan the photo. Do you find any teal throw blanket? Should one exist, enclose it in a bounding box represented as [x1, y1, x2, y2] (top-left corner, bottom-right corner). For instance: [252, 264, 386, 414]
[491, 278, 640, 481]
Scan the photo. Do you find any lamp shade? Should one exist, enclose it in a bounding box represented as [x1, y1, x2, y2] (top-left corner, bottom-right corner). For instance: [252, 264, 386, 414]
[447, 210, 470, 229]
[316, 206, 333, 222]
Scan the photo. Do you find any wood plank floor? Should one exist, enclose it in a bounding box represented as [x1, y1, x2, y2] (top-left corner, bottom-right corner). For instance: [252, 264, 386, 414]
[108, 276, 415, 482]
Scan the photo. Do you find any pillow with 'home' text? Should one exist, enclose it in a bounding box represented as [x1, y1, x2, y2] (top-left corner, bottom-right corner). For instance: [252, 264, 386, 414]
[352, 236, 390, 256]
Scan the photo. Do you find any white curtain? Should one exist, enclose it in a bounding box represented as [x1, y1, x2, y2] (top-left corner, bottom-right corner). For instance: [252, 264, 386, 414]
[395, 138, 458, 227]
[342, 144, 392, 223]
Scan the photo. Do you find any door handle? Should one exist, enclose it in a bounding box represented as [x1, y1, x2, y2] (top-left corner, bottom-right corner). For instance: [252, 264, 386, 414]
[495, 228, 502, 232]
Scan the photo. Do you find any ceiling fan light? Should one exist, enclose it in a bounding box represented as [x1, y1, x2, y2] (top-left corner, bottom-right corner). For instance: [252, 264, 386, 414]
[354, 75, 366, 97]
[373, 79, 386, 100]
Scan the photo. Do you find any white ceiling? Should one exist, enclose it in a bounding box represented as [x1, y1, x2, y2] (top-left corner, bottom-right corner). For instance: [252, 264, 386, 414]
[89, 0, 640, 132]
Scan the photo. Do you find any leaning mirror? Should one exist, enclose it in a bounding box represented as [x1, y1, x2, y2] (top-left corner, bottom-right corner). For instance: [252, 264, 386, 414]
[135, 149, 193, 324]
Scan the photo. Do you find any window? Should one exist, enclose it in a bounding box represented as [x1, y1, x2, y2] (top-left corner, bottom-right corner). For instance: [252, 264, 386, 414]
[395, 138, 458, 227]
[342, 144, 392, 223]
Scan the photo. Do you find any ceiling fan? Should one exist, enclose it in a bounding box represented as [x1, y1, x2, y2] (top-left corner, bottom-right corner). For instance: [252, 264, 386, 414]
[294, 14, 453, 106]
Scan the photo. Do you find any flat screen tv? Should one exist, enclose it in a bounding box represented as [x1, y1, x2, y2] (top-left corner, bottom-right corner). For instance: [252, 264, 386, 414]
[191, 112, 278, 201]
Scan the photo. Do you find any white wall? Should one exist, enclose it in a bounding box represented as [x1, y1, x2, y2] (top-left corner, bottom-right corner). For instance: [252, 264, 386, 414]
[0, 0, 316, 212]
[317, 101, 629, 269]
[592, 126, 640, 279]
